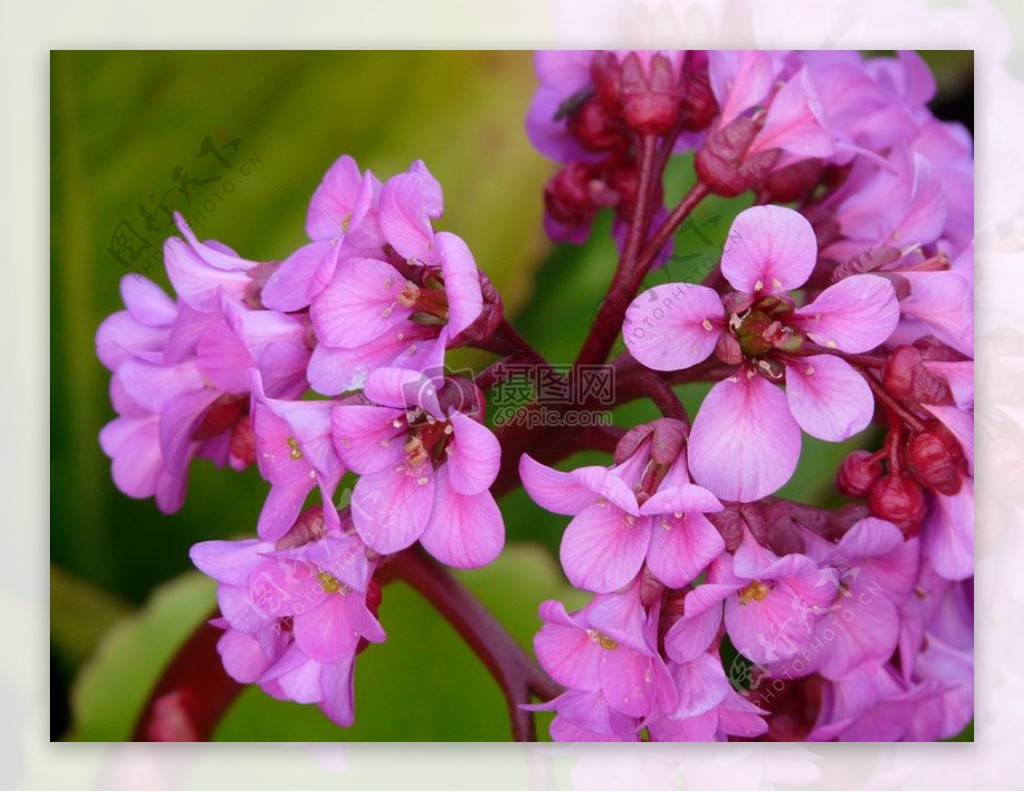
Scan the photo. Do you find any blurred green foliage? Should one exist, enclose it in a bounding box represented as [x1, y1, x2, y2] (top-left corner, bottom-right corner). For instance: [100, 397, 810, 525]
[51, 51, 973, 742]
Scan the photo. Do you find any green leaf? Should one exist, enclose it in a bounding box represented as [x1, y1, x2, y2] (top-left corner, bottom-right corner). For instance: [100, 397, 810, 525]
[50, 564, 130, 667]
[68, 573, 216, 741]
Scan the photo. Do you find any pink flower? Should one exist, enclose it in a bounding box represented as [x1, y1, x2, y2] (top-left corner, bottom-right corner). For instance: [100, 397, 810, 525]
[307, 161, 485, 395]
[520, 419, 725, 593]
[331, 365, 503, 568]
[531, 579, 677, 737]
[261, 155, 385, 313]
[624, 205, 900, 501]
[249, 371, 348, 542]
[189, 507, 386, 727]
[664, 532, 835, 668]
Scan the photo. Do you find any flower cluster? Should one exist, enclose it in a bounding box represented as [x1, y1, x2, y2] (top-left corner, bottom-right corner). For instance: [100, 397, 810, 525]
[96, 48, 973, 743]
[523, 49, 973, 742]
[97, 156, 504, 726]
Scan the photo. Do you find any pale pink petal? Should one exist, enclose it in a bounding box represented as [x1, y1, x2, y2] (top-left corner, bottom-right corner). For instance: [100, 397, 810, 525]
[364, 366, 442, 417]
[306, 155, 363, 240]
[688, 373, 802, 502]
[784, 354, 873, 441]
[746, 67, 834, 159]
[293, 595, 362, 662]
[534, 603, 602, 690]
[419, 467, 504, 568]
[519, 454, 599, 516]
[330, 404, 405, 475]
[318, 655, 357, 726]
[720, 206, 818, 295]
[442, 411, 500, 495]
[121, 275, 176, 326]
[436, 232, 483, 338]
[623, 284, 723, 371]
[646, 512, 726, 588]
[923, 478, 974, 581]
[349, 465, 435, 554]
[900, 271, 973, 357]
[378, 164, 442, 262]
[189, 539, 263, 587]
[663, 583, 733, 664]
[794, 273, 900, 353]
[560, 504, 651, 593]
[667, 653, 730, 719]
[310, 257, 412, 349]
[258, 476, 315, 542]
[306, 324, 437, 396]
[261, 241, 335, 312]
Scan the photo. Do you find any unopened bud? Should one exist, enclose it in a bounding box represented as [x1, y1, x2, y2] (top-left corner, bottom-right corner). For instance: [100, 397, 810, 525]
[868, 476, 927, 536]
[908, 426, 964, 495]
[679, 50, 717, 131]
[836, 450, 882, 498]
[567, 96, 628, 151]
[619, 51, 682, 135]
[649, 418, 688, 464]
[883, 345, 953, 405]
[228, 415, 257, 467]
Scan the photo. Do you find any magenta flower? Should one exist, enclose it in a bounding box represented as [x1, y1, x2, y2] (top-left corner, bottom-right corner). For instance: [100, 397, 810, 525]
[190, 507, 385, 727]
[625, 205, 900, 501]
[664, 531, 835, 667]
[261, 155, 385, 313]
[531, 580, 677, 735]
[331, 365, 503, 568]
[520, 419, 725, 593]
[307, 161, 484, 395]
[249, 371, 347, 542]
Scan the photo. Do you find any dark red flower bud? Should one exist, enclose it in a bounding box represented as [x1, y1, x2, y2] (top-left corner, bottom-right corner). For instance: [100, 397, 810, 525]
[679, 50, 717, 131]
[436, 376, 487, 422]
[615, 422, 655, 465]
[450, 270, 503, 346]
[883, 345, 953, 405]
[544, 161, 613, 228]
[275, 505, 328, 551]
[619, 52, 682, 135]
[228, 415, 257, 467]
[869, 476, 927, 536]
[193, 394, 247, 441]
[908, 425, 964, 495]
[567, 96, 628, 151]
[758, 158, 825, 204]
[695, 116, 763, 196]
[715, 331, 744, 365]
[649, 418, 688, 465]
[590, 51, 623, 111]
[837, 450, 882, 498]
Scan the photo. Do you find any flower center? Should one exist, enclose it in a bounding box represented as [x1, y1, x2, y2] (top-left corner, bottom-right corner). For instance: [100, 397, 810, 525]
[586, 628, 619, 650]
[738, 579, 771, 605]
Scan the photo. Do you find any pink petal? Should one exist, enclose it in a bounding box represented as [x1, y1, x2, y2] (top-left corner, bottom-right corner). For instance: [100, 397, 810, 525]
[600, 650, 676, 719]
[306, 325, 437, 396]
[350, 465, 435, 554]
[419, 467, 504, 568]
[305, 155, 363, 241]
[310, 257, 412, 349]
[534, 604, 602, 690]
[663, 582, 733, 664]
[189, 539, 263, 586]
[560, 503, 651, 593]
[318, 655, 358, 727]
[120, 275, 176, 326]
[217, 630, 275, 684]
[363, 366, 442, 417]
[784, 354, 873, 441]
[923, 478, 974, 581]
[163, 236, 250, 313]
[815, 592, 900, 681]
[794, 273, 900, 353]
[445, 411, 500, 495]
[921, 360, 974, 409]
[258, 476, 315, 542]
[720, 206, 818, 295]
[293, 595, 362, 662]
[646, 512, 726, 588]
[378, 165, 441, 262]
[900, 271, 973, 357]
[688, 373, 802, 502]
[195, 319, 251, 394]
[519, 454, 599, 515]
[330, 404, 405, 475]
[708, 50, 778, 127]
[261, 241, 335, 312]
[101, 416, 164, 499]
[922, 404, 974, 473]
[746, 67, 834, 159]
[667, 653, 730, 719]
[118, 358, 204, 413]
[436, 232, 483, 338]
[623, 284, 723, 371]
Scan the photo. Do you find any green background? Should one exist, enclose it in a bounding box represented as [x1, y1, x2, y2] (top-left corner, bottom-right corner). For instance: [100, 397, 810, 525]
[50, 50, 973, 741]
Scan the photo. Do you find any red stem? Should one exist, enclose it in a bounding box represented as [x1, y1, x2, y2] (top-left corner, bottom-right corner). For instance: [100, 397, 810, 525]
[131, 611, 242, 741]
